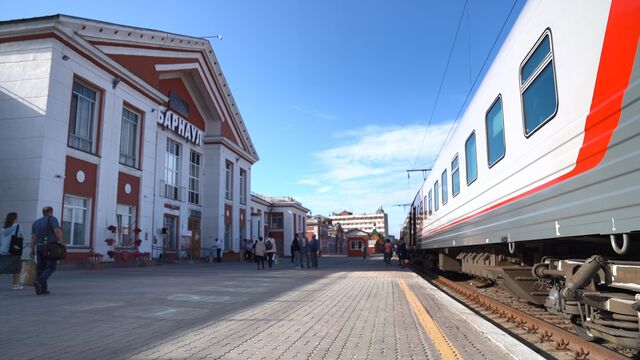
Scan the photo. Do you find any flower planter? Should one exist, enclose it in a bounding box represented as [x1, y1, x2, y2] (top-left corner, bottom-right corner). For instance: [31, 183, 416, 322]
[87, 254, 103, 270]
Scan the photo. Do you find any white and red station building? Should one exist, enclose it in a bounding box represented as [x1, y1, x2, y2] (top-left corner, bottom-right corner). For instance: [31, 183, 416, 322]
[0, 15, 260, 262]
[250, 193, 309, 256]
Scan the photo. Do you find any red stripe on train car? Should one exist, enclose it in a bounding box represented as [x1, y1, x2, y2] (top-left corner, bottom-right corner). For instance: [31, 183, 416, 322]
[426, 0, 640, 238]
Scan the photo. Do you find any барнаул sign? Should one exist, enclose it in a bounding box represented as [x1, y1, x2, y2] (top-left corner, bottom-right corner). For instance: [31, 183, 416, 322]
[157, 108, 203, 146]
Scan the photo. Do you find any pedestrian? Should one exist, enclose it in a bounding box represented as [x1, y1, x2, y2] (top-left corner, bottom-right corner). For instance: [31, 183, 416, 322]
[398, 240, 407, 268]
[384, 239, 393, 266]
[291, 234, 300, 266]
[300, 234, 310, 269]
[240, 239, 247, 263]
[214, 238, 222, 263]
[1, 212, 25, 289]
[361, 241, 367, 260]
[265, 237, 277, 269]
[246, 239, 253, 262]
[254, 236, 265, 270]
[310, 234, 319, 269]
[30, 206, 65, 295]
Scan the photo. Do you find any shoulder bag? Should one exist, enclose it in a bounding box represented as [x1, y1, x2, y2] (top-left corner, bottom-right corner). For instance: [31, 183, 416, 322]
[9, 224, 23, 256]
[44, 217, 66, 260]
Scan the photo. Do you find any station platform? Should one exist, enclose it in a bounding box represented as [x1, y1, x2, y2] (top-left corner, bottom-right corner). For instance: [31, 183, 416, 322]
[0, 256, 543, 359]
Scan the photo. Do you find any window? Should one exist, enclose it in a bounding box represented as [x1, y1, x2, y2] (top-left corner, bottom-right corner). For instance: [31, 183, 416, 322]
[271, 213, 283, 229]
[451, 155, 460, 197]
[465, 132, 478, 185]
[441, 170, 448, 205]
[188, 151, 201, 205]
[224, 223, 232, 250]
[225, 161, 233, 201]
[520, 31, 558, 136]
[68, 81, 99, 153]
[351, 240, 363, 250]
[116, 204, 135, 247]
[164, 139, 181, 200]
[485, 96, 506, 167]
[434, 181, 440, 211]
[239, 169, 247, 205]
[119, 108, 140, 167]
[163, 215, 177, 250]
[62, 195, 90, 246]
[428, 190, 433, 215]
[423, 195, 428, 219]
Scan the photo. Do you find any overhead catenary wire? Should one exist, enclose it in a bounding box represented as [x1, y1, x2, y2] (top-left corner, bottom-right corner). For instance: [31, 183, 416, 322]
[412, 0, 469, 169]
[433, 0, 518, 163]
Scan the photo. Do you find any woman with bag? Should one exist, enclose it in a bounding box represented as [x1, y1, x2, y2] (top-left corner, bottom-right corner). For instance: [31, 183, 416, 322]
[1, 212, 25, 289]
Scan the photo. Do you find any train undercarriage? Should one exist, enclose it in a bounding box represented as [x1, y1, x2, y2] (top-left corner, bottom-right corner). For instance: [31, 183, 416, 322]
[416, 234, 640, 349]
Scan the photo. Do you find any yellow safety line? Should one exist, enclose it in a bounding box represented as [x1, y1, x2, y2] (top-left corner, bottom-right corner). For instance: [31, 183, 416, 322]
[399, 279, 463, 360]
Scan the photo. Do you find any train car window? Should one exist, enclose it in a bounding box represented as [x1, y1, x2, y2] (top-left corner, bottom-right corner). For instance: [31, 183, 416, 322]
[451, 155, 460, 197]
[441, 169, 448, 205]
[423, 195, 428, 219]
[520, 30, 558, 137]
[485, 95, 506, 167]
[465, 132, 478, 185]
[434, 181, 440, 211]
[428, 190, 433, 215]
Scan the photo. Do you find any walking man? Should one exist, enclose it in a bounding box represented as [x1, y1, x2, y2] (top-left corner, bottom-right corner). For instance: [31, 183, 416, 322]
[30, 206, 64, 295]
[254, 237, 266, 270]
[265, 237, 277, 269]
[300, 234, 310, 269]
[310, 234, 319, 269]
[214, 238, 222, 263]
[291, 234, 300, 267]
[384, 239, 393, 265]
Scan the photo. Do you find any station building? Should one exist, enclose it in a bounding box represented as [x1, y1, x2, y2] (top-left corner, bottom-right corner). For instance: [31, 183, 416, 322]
[250, 193, 309, 256]
[0, 15, 259, 261]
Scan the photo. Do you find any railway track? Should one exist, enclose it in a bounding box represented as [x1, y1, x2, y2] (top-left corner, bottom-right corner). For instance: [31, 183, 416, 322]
[412, 266, 638, 360]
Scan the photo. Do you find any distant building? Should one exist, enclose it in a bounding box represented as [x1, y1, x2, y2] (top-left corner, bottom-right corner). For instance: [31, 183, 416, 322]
[329, 207, 389, 237]
[250, 193, 309, 256]
[345, 229, 371, 257]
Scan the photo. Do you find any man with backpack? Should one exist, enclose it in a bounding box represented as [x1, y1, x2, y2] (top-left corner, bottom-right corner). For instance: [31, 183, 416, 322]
[265, 237, 277, 269]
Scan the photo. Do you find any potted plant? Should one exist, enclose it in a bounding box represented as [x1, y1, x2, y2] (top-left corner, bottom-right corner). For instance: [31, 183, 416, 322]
[87, 252, 104, 269]
[105, 238, 115, 246]
[107, 225, 117, 233]
[134, 239, 142, 248]
[107, 250, 116, 259]
[135, 251, 151, 267]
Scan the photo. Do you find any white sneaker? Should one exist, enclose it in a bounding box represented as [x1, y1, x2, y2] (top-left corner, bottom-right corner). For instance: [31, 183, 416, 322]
[12, 285, 23, 290]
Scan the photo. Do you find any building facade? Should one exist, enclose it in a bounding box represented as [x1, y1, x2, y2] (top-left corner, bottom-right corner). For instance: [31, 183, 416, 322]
[250, 194, 309, 256]
[329, 207, 389, 237]
[305, 215, 336, 254]
[0, 15, 258, 262]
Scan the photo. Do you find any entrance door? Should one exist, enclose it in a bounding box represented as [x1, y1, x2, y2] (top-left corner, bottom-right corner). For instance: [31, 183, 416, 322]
[188, 217, 201, 259]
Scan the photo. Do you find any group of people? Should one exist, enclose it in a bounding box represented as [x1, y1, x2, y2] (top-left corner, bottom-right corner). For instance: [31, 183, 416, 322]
[0, 206, 66, 295]
[290, 234, 319, 269]
[248, 237, 278, 270]
[376, 239, 409, 267]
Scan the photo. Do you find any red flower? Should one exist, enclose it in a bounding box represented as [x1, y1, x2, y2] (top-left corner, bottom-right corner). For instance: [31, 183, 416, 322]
[134, 239, 142, 247]
[107, 225, 117, 233]
[133, 227, 142, 233]
[105, 238, 115, 246]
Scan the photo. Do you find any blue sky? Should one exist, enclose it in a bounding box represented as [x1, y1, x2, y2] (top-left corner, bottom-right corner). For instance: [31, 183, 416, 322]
[3, 0, 524, 236]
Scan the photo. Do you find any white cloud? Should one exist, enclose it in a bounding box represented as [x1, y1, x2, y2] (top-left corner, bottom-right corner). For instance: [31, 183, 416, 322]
[298, 122, 452, 236]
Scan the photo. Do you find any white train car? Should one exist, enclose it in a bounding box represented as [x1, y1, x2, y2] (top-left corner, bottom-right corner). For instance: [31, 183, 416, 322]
[406, 0, 640, 348]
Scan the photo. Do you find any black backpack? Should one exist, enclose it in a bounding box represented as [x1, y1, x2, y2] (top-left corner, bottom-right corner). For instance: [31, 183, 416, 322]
[265, 240, 273, 251]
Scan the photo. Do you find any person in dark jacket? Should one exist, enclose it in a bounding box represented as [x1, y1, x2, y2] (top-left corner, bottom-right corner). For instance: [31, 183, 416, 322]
[291, 234, 300, 267]
[310, 235, 319, 269]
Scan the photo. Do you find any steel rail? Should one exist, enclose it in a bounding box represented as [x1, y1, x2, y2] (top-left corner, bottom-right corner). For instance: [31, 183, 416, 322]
[434, 275, 628, 360]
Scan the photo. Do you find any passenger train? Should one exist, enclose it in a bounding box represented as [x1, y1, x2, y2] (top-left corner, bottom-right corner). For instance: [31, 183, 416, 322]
[403, 0, 640, 348]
